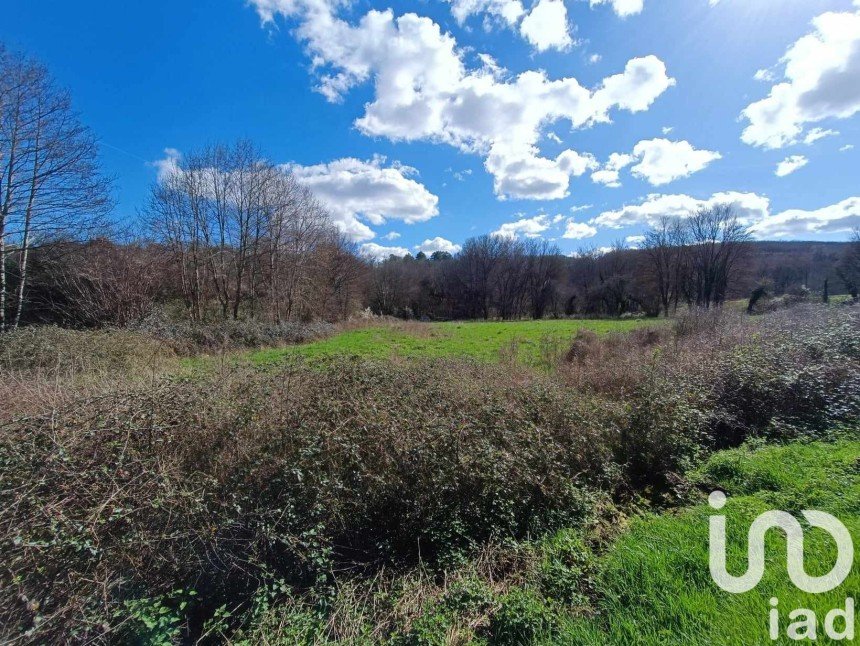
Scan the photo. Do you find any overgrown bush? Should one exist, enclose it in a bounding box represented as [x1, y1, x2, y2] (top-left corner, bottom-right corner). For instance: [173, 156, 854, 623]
[0, 325, 172, 374]
[1, 305, 856, 642]
[133, 309, 336, 355]
[0, 359, 615, 642]
[561, 305, 860, 493]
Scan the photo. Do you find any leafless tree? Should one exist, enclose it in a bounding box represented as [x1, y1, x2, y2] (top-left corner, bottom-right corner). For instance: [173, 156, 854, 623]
[687, 205, 751, 308]
[837, 227, 860, 299]
[146, 140, 356, 322]
[523, 239, 561, 319]
[0, 46, 111, 331]
[644, 217, 692, 316]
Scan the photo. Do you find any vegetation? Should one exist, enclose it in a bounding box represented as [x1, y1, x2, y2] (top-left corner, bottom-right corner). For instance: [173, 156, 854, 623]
[1, 305, 857, 643]
[248, 318, 654, 366]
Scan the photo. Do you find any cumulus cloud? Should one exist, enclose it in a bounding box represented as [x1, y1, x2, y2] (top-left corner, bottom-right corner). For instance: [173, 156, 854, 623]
[625, 234, 646, 248]
[750, 197, 860, 239]
[492, 214, 556, 239]
[359, 242, 410, 261]
[591, 191, 860, 240]
[287, 156, 439, 241]
[629, 139, 721, 186]
[449, 0, 524, 26]
[803, 127, 838, 145]
[775, 155, 809, 177]
[415, 237, 462, 255]
[591, 152, 634, 187]
[563, 220, 598, 239]
[590, 191, 771, 229]
[519, 0, 573, 52]
[589, 0, 644, 17]
[741, 7, 860, 148]
[152, 148, 182, 182]
[592, 140, 720, 187]
[249, 0, 675, 201]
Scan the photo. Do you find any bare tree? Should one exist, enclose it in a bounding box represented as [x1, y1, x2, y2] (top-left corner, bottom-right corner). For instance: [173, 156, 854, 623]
[147, 140, 356, 322]
[837, 227, 860, 299]
[0, 46, 111, 330]
[523, 239, 561, 319]
[687, 205, 751, 308]
[643, 217, 693, 316]
[458, 235, 505, 319]
[643, 217, 675, 317]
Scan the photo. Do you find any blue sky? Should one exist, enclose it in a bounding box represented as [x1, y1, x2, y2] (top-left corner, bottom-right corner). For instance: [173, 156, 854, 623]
[3, 0, 860, 258]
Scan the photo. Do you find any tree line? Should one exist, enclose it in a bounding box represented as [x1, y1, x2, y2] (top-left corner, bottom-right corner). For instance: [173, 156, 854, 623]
[2, 44, 858, 331]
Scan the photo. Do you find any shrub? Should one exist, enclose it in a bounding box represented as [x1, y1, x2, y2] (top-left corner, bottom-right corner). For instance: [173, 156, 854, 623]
[561, 305, 860, 493]
[0, 358, 615, 642]
[489, 589, 556, 645]
[133, 309, 336, 355]
[0, 325, 172, 374]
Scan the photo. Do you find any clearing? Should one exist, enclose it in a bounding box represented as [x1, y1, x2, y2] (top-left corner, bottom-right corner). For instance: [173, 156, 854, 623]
[247, 317, 655, 365]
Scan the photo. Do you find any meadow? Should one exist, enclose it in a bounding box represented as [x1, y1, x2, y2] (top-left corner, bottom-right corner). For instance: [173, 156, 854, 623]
[1, 305, 858, 644]
[248, 318, 654, 365]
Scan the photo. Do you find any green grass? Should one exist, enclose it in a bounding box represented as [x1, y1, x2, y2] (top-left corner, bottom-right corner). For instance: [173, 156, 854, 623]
[247, 318, 656, 366]
[562, 440, 860, 645]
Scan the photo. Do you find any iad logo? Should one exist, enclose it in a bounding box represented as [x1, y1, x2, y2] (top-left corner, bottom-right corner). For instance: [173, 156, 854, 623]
[708, 491, 855, 641]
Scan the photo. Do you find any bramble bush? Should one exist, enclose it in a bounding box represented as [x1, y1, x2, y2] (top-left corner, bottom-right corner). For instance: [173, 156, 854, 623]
[0, 304, 857, 642]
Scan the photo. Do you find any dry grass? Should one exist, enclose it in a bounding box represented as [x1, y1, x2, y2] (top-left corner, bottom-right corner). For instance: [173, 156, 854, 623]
[0, 327, 176, 422]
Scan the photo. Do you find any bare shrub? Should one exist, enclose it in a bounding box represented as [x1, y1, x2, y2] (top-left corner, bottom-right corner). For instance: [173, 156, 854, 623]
[0, 326, 176, 421]
[0, 359, 615, 642]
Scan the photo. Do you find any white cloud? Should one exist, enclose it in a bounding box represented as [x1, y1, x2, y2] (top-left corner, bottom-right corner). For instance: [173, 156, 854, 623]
[288, 156, 439, 241]
[591, 140, 720, 188]
[519, 0, 573, 52]
[625, 234, 646, 248]
[841, 144, 855, 152]
[750, 197, 860, 239]
[492, 214, 554, 239]
[661, 126, 674, 135]
[449, 0, 525, 26]
[152, 148, 182, 182]
[741, 7, 860, 148]
[591, 191, 771, 229]
[415, 236, 462, 254]
[775, 155, 809, 177]
[359, 242, 410, 261]
[563, 220, 598, 239]
[249, 0, 675, 201]
[803, 127, 838, 145]
[589, 0, 644, 17]
[569, 204, 592, 213]
[591, 151, 634, 187]
[754, 68, 775, 83]
[383, 231, 401, 240]
[592, 192, 860, 240]
[629, 139, 721, 186]
[589, 54, 602, 64]
[591, 169, 623, 188]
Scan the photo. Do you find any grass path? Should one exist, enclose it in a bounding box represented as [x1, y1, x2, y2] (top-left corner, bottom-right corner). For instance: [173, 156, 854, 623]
[246, 318, 656, 366]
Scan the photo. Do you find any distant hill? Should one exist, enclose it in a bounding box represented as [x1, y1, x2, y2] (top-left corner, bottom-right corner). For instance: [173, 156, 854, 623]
[734, 240, 850, 296]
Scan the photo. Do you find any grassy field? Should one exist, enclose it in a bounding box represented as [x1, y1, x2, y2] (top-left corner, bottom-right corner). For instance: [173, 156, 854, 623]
[247, 318, 656, 365]
[563, 440, 860, 645]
